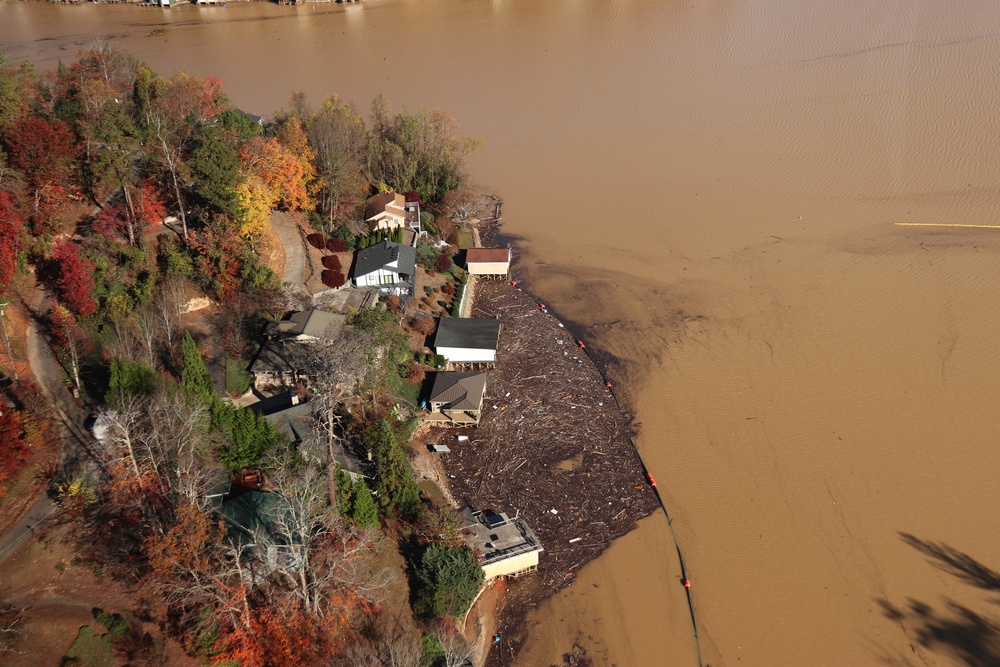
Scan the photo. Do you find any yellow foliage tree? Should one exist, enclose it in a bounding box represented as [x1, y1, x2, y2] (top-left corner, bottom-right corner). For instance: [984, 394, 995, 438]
[235, 179, 272, 245]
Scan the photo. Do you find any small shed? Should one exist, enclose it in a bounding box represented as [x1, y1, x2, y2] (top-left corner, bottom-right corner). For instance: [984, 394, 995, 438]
[465, 247, 512, 278]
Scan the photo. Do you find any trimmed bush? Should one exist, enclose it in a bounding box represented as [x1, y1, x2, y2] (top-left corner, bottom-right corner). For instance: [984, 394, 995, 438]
[321, 270, 347, 288]
[321, 254, 343, 270]
[307, 232, 326, 250]
[436, 253, 453, 273]
[326, 236, 347, 252]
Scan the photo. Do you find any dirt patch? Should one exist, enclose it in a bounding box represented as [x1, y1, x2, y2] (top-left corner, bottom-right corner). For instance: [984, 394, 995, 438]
[0, 522, 196, 666]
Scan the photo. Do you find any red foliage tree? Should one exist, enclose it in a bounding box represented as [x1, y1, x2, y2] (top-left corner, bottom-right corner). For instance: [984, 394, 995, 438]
[91, 205, 131, 244]
[3, 116, 77, 233]
[325, 236, 347, 253]
[436, 252, 453, 273]
[135, 179, 167, 226]
[4, 116, 77, 187]
[321, 255, 342, 271]
[52, 241, 96, 317]
[306, 233, 326, 250]
[0, 408, 30, 493]
[320, 270, 346, 288]
[0, 192, 25, 293]
[164, 72, 228, 122]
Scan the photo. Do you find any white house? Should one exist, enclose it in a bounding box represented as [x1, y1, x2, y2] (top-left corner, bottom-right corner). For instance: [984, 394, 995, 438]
[434, 317, 500, 365]
[465, 247, 512, 278]
[352, 241, 417, 296]
[459, 507, 544, 581]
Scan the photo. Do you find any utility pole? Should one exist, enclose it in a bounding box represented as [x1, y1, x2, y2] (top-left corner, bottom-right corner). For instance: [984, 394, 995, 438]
[0, 302, 18, 382]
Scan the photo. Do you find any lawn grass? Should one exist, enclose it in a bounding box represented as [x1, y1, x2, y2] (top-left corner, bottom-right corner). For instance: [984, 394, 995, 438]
[225, 357, 253, 396]
[63, 625, 114, 667]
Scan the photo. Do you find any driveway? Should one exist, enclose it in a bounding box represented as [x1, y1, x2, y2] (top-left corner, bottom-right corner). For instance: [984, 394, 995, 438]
[270, 211, 308, 288]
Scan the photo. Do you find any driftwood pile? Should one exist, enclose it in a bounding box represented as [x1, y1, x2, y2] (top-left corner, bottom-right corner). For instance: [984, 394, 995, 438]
[433, 278, 659, 594]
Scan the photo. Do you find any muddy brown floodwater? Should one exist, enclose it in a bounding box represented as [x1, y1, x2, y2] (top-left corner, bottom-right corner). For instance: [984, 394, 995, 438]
[5, 0, 1000, 664]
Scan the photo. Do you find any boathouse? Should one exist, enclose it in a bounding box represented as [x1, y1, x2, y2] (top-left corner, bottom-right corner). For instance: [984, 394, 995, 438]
[434, 317, 501, 366]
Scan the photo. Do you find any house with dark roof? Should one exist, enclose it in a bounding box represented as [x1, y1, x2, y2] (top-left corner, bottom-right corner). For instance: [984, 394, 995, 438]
[251, 396, 364, 479]
[219, 489, 304, 572]
[352, 241, 417, 297]
[426, 372, 487, 425]
[247, 339, 309, 391]
[434, 317, 501, 365]
[264, 309, 347, 343]
[458, 506, 543, 581]
[465, 247, 512, 278]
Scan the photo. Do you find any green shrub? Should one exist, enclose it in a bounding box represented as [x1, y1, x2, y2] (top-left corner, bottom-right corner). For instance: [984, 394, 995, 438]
[413, 543, 484, 619]
[94, 609, 130, 638]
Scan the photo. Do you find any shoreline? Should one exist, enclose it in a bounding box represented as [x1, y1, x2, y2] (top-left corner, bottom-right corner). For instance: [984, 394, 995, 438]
[428, 215, 665, 665]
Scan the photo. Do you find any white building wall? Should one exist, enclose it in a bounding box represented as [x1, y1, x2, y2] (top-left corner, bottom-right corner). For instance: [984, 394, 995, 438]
[482, 550, 540, 581]
[467, 261, 510, 276]
[436, 346, 496, 364]
[355, 268, 401, 288]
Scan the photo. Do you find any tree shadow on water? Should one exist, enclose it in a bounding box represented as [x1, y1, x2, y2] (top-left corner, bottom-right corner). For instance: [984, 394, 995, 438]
[874, 533, 1000, 667]
[900, 533, 1000, 594]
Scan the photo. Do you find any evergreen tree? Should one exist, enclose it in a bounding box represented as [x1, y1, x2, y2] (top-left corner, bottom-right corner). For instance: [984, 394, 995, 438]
[190, 124, 244, 217]
[180, 332, 215, 403]
[108, 359, 156, 408]
[350, 477, 379, 527]
[365, 419, 421, 517]
[413, 543, 484, 619]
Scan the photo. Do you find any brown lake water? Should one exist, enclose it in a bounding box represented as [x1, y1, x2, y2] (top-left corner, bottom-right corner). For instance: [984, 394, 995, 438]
[5, 1, 1000, 664]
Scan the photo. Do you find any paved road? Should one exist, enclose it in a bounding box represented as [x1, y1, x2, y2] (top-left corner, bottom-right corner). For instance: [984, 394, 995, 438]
[0, 302, 95, 565]
[0, 494, 58, 564]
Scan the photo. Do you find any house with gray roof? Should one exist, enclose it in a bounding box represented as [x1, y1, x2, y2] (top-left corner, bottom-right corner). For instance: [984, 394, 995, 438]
[426, 372, 487, 425]
[352, 241, 417, 297]
[434, 317, 500, 365]
[458, 506, 543, 581]
[264, 309, 347, 343]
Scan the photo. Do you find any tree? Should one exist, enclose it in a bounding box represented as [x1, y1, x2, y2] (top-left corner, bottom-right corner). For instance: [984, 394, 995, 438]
[52, 241, 95, 317]
[2, 115, 77, 233]
[413, 543, 484, 619]
[307, 96, 368, 226]
[49, 304, 92, 396]
[365, 419, 420, 518]
[180, 332, 215, 402]
[108, 359, 156, 407]
[350, 477, 379, 527]
[190, 124, 244, 217]
[0, 191, 25, 294]
[367, 99, 480, 204]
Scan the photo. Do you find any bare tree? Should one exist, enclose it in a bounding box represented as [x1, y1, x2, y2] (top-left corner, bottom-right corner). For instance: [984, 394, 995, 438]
[131, 306, 162, 367]
[433, 624, 475, 667]
[0, 602, 25, 656]
[442, 188, 490, 226]
[257, 453, 384, 619]
[154, 276, 186, 349]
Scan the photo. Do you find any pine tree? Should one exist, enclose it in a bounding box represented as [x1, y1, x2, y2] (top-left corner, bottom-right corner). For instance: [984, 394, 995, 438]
[180, 332, 215, 403]
[350, 477, 378, 527]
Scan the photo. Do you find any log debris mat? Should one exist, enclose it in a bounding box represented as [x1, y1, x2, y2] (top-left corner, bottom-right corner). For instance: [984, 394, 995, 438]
[432, 278, 660, 597]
